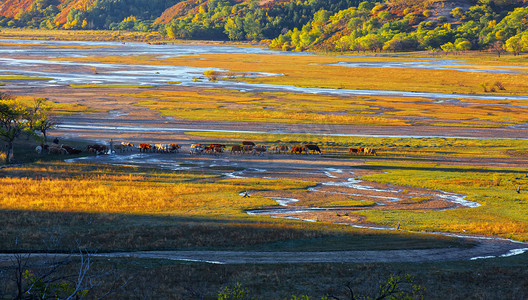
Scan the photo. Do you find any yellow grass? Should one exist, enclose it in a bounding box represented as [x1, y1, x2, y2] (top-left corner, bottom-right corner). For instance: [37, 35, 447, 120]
[114, 89, 408, 125]
[14, 96, 94, 115]
[58, 53, 528, 96]
[0, 163, 312, 217]
[110, 88, 528, 127]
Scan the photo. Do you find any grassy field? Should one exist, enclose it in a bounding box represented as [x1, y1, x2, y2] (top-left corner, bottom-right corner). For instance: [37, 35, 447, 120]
[359, 162, 528, 241]
[59, 52, 528, 96]
[1, 33, 528, 298]
[106, 87, 528, 128]
[0, 160, 467, 252]
[76, 254, 528, 299]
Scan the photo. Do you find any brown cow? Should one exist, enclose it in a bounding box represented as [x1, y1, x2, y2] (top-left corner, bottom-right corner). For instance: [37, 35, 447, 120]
[364, 148, 377, 156]
[291, 146, 306, 154]
[169, 144, 180, 153]
[86, 144, 108, 155]
[49, 144, 67, 155]
[242, 141, 255, 146]
[190, 143, 204, 155]
[61, 144, 82, 155]
[349, 147, 360, 155]
[231, 145, 242, 154]
[242, 145, 254, 153]
[349, 147, 366, 155]
[252, 145, 267, 156]
[138, 143, 152, 153]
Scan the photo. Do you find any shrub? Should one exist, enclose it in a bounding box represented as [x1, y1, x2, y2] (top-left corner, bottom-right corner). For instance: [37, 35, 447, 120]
[494, 81, 506, 90]
[203, 70, 221, 81]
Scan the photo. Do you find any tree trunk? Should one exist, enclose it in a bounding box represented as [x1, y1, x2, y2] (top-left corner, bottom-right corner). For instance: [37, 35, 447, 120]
[6, 142, 14, 164]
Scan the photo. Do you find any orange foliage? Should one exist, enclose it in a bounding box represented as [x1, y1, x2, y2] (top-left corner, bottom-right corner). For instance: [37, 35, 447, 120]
[0, 0, 34, 18]
[154, 0, 207, 24]
[53, 0, 95, 27]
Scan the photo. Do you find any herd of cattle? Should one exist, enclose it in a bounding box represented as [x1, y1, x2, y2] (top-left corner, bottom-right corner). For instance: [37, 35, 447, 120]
[35, 141, 377, 156]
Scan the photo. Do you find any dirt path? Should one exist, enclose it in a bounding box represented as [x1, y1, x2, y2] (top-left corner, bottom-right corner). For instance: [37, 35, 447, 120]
[0, 236, 525, 264]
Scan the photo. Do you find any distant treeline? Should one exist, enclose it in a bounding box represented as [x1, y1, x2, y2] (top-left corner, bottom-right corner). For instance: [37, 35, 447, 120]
[1, 0, 528, 53]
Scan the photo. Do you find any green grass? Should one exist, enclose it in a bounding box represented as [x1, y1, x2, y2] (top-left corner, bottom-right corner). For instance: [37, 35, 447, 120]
[356, 162, 528, 241]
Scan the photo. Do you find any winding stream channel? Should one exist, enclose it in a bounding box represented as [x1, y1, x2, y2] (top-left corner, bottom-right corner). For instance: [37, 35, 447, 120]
[3, 39, 528, 263]
[2, 39, 528, 101]
[64, 152, 528, 263]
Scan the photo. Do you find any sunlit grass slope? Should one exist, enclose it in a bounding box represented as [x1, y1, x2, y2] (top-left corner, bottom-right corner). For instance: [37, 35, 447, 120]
[358, 162, 528, 242]
[0, 162, 465, 251]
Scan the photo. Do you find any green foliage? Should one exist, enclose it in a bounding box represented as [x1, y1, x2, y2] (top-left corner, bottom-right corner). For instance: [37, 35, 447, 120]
[23, 270, 88, 299]
[218, 282, 251, 300]
[217, 275, 424, 300]
[0, 93, 55, 163]
[4, 0, 528, 53]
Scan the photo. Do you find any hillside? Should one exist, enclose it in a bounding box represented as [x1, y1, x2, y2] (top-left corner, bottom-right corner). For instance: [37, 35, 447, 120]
[1, 0, 528, 53]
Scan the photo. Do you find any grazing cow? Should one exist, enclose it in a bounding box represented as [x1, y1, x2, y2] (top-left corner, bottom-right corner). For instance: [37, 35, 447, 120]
[305, 144, 321, 154]
[61, 144, 82, 155]
[252, 145, 267, 156]
[242, 141, 255, 146]
[204, 146, 213, 154]
[213, 146, 224, 154]
[231, 145, 242, 154]
[278, 144, 289, 153]
[138, 143, 152, 153]
[270, 144, 289, 154]
[269, 146, 280, 154]
[113, 142, 134, 153]
[168, 144, 180, 153]
[242, 145, 253, 153]
[86, 144, 108, 155]
[154, 144, 168, 153]
[190, 143, 204, 155]
[112, 144, 125, 153]
[122, 142, 134, 151]
[49, 144, 68, 155]
[349, 147, 366, 155]
[349, 147, 360, 155]
[291, 146, 306, 154]
[364, 148, 377, 156]
[210, 143, 226, 149]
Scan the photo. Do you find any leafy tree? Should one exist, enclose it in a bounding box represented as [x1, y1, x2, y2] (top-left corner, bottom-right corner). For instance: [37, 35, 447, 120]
[0, 94, 30, 164]
[455, 39, 472, 51]
[441, 41, 456, 53]
[224, 17, 244, 41]
[504, 33, 524, 55]
[28, 98, 57, 144]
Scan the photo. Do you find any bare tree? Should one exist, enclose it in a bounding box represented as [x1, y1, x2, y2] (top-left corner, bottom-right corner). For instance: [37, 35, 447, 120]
[488, 41, 505, 58]
[327, 274, 424, 300]
[4, 248, 128, 299]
